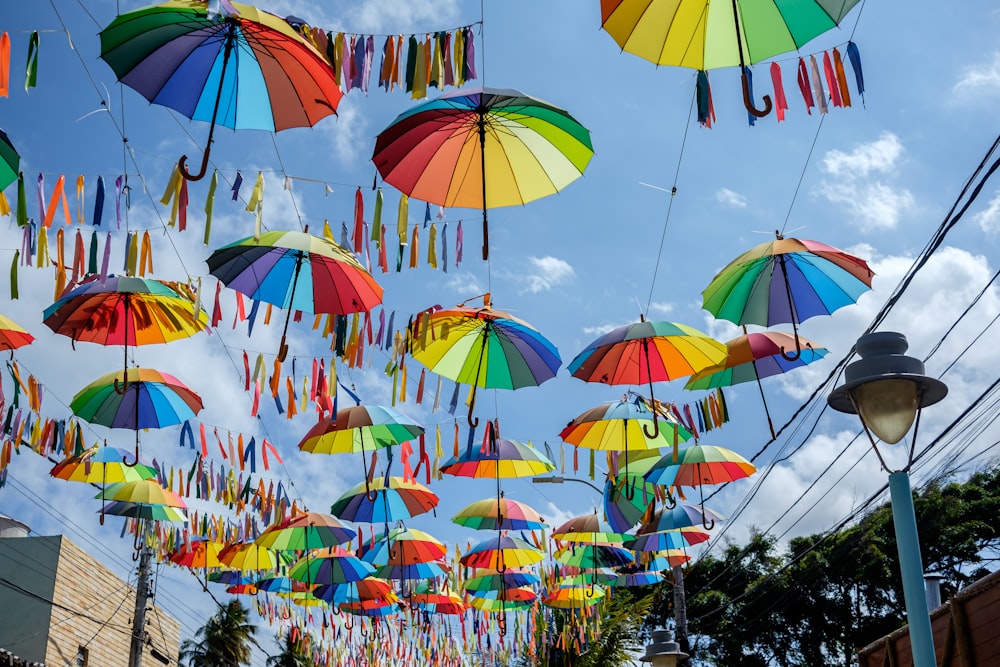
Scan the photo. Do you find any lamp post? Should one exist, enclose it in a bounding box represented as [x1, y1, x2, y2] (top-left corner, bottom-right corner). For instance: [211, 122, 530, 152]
[640, 628, 688, 667]
[828, 332, 947, 667]
[531, 475, 604, 494]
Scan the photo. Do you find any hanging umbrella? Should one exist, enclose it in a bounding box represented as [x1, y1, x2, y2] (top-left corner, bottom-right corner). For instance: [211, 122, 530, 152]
[459, 535, 544, 571]
[313, 578, 397, 605]
[99, 500, 187, 523]
[638, 504, 726, 534]
[568, 319, 727, 437]
[71, 368, 202, 430]
[610, 569, 665, 588]
[331, 476, 438, 524]
[298, 404, 423, 498]
[373, 560, 451, 582]
[409, 295, 561, 426]
[50, 445, 156, 484]
[551, 513, 626, 545]
[100, 0, 343, 180]
[627, 527, 711, 553]
[602, 449, 667, 532]
[207, 230, 383, 360]
[288, 547, 375, 586]
[340, 601, 401, 617]
[410, 582, 465, 615]
[372, 86, 593, 260]
[464, 569, 540, 593]
[600, 0, 862, 117]
[703, 233, 874, 360]
[644, 444, 756, 527]
[0, 130, 19, 191]
[543, 584, 605, 609]
[254, 576, 312, 595]
[0, 313, 33, 352]
[452, 496, 547, 531]
[207, 571, 254, 586]
[439, 436, 555, 479]
[255, 512, 354, 551]
[467, 595, 534, 613]
[168, 537, 226, 569]
[560, 395, 692, 488]
[217, 541, 282, 572]
[361, 527, 447, 567]
[685, 330, 828, 437]
[468, 586, 538, 605]
[554, 544, 634, 570]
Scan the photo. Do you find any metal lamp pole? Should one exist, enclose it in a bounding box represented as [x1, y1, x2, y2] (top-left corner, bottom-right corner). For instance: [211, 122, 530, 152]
[829, 332, 947, 667]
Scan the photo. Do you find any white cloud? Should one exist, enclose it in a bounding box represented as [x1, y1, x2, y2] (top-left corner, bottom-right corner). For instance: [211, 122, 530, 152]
[520, 256, 575, 294]
[815, 132, 915, 232]
[317, 96, 368, 168]
[265, 0, 462, 34]
[443, 272, 482, 295]
[582, 322, 628, 337]
[647, 301, 674, 317]
[953, 51, 1000, 98]
[715, 188, 747, 208]
[973, 191, 1000, 235]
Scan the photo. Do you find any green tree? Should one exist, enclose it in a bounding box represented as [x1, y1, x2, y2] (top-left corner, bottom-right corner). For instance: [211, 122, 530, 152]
[180, 600, 257, 667]
[266, 630, 313, 667]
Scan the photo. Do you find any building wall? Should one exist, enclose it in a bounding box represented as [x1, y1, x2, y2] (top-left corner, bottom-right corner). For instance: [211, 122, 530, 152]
[0, 534, 180, 667]
[0, 535, 59, 662]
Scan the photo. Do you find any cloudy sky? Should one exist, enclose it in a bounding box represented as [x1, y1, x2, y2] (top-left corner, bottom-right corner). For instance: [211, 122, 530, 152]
[2, 0, 1000, 664]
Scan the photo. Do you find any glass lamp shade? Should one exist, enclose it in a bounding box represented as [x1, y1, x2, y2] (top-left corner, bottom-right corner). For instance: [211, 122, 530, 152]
[853, 378, 919, 444]
[649, 656, 680, 667]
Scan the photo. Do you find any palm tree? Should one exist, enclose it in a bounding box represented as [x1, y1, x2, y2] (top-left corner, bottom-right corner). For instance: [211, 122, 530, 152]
[266, 630, 314, 667]
[180, 599, 257, 667]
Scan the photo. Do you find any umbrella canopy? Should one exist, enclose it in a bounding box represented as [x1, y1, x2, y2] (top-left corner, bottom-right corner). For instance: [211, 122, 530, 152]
[554, 544, 634, 570]
[0, 313, 33, 351]
[288, 547, 375, 586]
[50, 446, 157, 483]
[645, 444, 757, 487]
[452, 496, 547, 531]
[459, 535, 544, 570]
[409, 299, 561, 426]
[568, 319, 726, 438]
[373, 560, 451, 582]
[298, 405, 423, 455]
[468, 586, 538, 604]
[43, 275, 207, 347]
[340, 601, 401, 617]
[702, 234, 873, 359]
[600, 0, 861, 117]
[99, 500, 187, 523]
[0, 130, 19, 191]
[207, 230, 383, 360]
[100, 0, 343, 180]
[439, 437, 555, 479]
[543, 585, 605, 609]
[361, 527, 447, 566]
[551, 514, 626, 545]
[638, 504, 726, 533]
[168, 538, 226, 569]
[627, 527, 711, 552]
[217, 541, 282, 572]
[602, 449, 666, 533]
[560, 397, 692, 452]
[468, 595, 534, 613]
[611, 570, 665, 588]
[464, 570, 540, 593]
[313, 578, 396, 605]
[410, 584, 465, 615]
[372, 86, 593, 259]
[255, 512, 354, 551]
[254, 576, 312, 595]
[98, 479, 187, 508]
[331, 476, 438, 524]
[71, 368, 203, 430]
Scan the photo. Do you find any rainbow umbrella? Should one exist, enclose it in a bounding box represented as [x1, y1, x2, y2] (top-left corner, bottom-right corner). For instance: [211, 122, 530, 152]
[0, 130, 19, 191]
[459, 535, 544, 570]
[468, 595, 535, 613]
[568, 319, 726, 438]
[543, 585, 604, 609]
[638, 504, 726, 533]
[288, 547, 375, 586]
[372, 86, 593, 260]
[361, 527, 447, 567]
[452, 496, 547, 532]
[440, 437, 555, 479]
[602, 449, 667, 533]
[645, 444, 756, 527]
[255, 512, 354, 551]
[610, 569, 664, 588]
[217, 541, 282, 573]
[685, 330, 828, 437]
[207, 230, 383, 360]
[99, 500, 187, 523]
[254, 576, 312, 595]
[100, 0, 343, 180]
[226, 583, 258, 595]
[600, 0, 861, 118]
[410, 582, 465, 615]
[627, 527, 710, 553]
[71, 368, 202, 430]
[468, 586, 538, 604]
[555, 572, 616, 587]
[464, 570, 540, 593]
[331, 476, 438, 524]
[340, 601, 400, 617]
[551, 513, 626, 545]
[313, 578, 396, 605]
[97, 479, 187, 508]
[554, 544, 634, 570]
[0, 313, 33, 352]
[207, 571, 254, 586]
[409, 297, 561, 427]
[373, 560, 450, 582]
[703, 234, 873, 360]
[50, 446, 156, 484]
[168, 537, 226, 569]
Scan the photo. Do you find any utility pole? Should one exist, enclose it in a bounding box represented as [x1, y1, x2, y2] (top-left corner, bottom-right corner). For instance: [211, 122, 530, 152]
[128, 520, 151, 667]
[672, 564, 689, 661]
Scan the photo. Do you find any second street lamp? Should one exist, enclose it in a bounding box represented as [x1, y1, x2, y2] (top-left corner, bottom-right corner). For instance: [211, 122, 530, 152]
[828, 331, 947, 667]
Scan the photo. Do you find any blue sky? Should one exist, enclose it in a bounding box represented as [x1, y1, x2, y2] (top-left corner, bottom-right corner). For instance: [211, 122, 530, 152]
[3, 1, 1000, 664]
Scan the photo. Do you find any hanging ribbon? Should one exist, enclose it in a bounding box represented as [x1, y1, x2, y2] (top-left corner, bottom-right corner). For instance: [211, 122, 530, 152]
[769, 62, 788, 122]
[0, 31, 9, 97]
[25, 32, 38, 92]
[246, 172, 264, 240]
[204, 170, 217, 245]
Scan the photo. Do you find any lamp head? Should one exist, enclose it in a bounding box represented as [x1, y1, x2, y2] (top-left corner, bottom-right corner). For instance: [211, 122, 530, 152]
[640, 628, 688, 667]
[828, 332, 947, 444]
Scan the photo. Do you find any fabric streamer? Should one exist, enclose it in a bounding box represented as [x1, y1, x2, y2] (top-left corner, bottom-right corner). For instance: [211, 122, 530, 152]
[743, 67, 757, 127]
[809, 55, 827, 114]
[822, 51, 842, 107]
[231, 171, 243, 201]
[204, 170, 217, 245]
[0, 31, 9, 97]
[696, 70, 715, 128]
[769, 62, 788, 122]
[797, 57, 814, 114]
[846, 41, 865, 105]
[92, 175, 104, 227]
[833, 48, 852, 107]
[25, 31, 38, 92]
[455, 221, 463, 266]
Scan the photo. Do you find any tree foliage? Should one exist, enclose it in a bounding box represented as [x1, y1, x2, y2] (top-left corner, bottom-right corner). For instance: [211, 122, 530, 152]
[180, 599, 257, 667]
[648, 462, 1000, 666]
[266, 630, 314, 667]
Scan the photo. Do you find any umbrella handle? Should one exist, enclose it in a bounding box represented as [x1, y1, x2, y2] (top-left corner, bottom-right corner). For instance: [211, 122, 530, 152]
[178, 148, 212, 182]
[586, 581, 596, 598]
[664, 488, 677, 510]
[699, 482, 715, 530]
[780, 333, 806, 362]
[740, 69, 772, 118]
[497, 609, 507, 636]
[623, 476, 636, 501]
[123, 439, 141, 468]
[114, 376, 130, 395]
[467, 385, 480, 428]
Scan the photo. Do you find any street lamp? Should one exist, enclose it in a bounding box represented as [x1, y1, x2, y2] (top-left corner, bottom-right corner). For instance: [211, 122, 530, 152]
[640, 628, 688, 667]
[531, 475, 604, 494]
[828, 332, 947, 667]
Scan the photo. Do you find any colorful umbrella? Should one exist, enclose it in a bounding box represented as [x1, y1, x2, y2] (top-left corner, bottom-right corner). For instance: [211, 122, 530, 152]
[100, 0, 343, 180]
[0, 130, 20, 191]
[372, 86, 593, 259]
[459, 535, 544, 570]
[207, 230, 383, 360]
[568, 319, 726, 438]
[464, 570, 540, 593]
[168, 538, 226, 569]
[685, 330, 828, 437]
[409, 296, 561, 426]
[98, 479, 187, 508]
[452, 496, 547, 532]
[340, 601, 401, 617]
[288, 547, 375, 586]
[638, 504, 726, 534]
[600, 0, 861, 117]
[467, 595, 534, 613]
[610, 569, 665, 588]
[468, 586, 538, 604]
[410, 582, 465, 615]
[50, 446, 156, 484]
[313, 578, 396, 605]
[361, 527, 447, 567]
[644, 444, 756, 527]
[627, 527, 711, 553]
[551, 514, 626, 545]
[71, 368, 202, 430]
[554, 544, 634, 570]
[254, 576, 312, 595]
[373, 560, 451, 582]
[298, 404, 423, 498]
[217, 541, 282, 572]
[207, 571, 254, 586]
[543, 584, 605, 609]
[0, 313, 33, 352]
[99, 500, 187, 523]
[331, 476, 438, 524]
[439, 436, 555, 479]
[602, 449, 666, 533]
[255, 512, 354, 551]
[702, 233, 874, 360]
